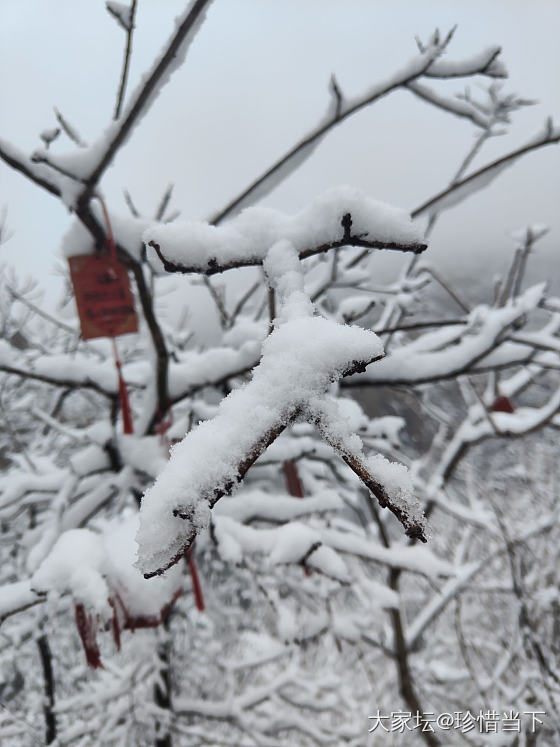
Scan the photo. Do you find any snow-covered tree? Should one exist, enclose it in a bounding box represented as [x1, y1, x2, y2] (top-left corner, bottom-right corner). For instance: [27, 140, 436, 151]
[1, 3, 559, 745]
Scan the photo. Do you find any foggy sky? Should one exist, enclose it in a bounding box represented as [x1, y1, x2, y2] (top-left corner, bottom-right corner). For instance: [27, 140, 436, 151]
[1, 0, 559, 306]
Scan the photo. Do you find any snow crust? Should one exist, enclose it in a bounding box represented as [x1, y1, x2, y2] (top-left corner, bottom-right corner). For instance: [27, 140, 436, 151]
[31, 515, 182, 618]
[213, 517, 349, 581]
[60, 209, 150, 261]
[168, 340, 262, 399]
[310, 394, 426, 535]
[137, 310, 383, 575]
[354, 284, 546, 385]
[145, 187, 423, 272]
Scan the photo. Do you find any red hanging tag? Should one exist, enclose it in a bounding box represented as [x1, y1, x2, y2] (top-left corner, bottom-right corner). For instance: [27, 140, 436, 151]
[109, 597, 122, 651]
[74, 603, 103, 669]
[68, 254, 138, 340]
[282, 461, 311, 575]
[492, 395, 514, 413]
[283, 460, 304, 498]
[186, 547, 205, 612]
[68, 196, 137, 434]
[111, 338, 134, 435]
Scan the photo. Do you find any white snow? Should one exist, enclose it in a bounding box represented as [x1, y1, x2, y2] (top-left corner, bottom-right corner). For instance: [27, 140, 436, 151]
[0, 581, 39, 622]
[0, 135, 84, 208]
[137, 311, 383, 575]
[60, 209, 150, 261]
[321, 528, 452, 577]
[145, 187, 424, 273]
[168, 340, 262, 400]
[137, 240, 385, 575]
[213, 489, 342, 523]
[31, 514, 182, 619]
[425, 46, 506, 78]
[353, 284, 546, 385]
[310, 394, 426, 536]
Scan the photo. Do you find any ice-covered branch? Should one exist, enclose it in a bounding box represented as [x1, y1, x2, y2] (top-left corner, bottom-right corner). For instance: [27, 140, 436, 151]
[54, 107, 86, 148]
[310, 397, 427, 542]
[0, 580, 43, 624]
[0, 339, 126, 397]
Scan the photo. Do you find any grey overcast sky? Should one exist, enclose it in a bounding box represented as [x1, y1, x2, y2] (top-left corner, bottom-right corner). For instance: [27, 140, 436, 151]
[1, 0, 559, 304]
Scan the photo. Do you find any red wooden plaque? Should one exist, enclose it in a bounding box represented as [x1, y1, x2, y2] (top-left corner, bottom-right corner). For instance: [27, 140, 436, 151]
[68, 254, 138, 340]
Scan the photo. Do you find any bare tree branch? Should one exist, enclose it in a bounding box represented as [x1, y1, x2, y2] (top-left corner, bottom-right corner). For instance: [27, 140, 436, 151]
[155, 184, 174, 221]
[210, 34, 506, 224]
[80, 0, 214, 196]
[37, 633, 57, 744]
[412, 121, 560, 218]
[54, 108, 86, 147]
[149, 228, 427, 277]
[0, 139, 62, 197]
[113, 0, 138, 120]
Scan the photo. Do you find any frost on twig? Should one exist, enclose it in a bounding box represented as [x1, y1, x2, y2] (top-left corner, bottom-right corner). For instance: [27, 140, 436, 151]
[137, 239, 427, 578]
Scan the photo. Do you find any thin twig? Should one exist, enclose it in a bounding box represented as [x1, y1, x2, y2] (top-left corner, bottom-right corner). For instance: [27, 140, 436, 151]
[82, 0, 213, 194]
[155, 184, 174, 221]
[412, 123, 560, 218]
[149, 231, 427, 277]
[113, 0, 138, 120]
[54, 108, 86, 147]
[6, 286, 78, 336]
[210, 32, 463, 225]
[123, 188, 140, 217]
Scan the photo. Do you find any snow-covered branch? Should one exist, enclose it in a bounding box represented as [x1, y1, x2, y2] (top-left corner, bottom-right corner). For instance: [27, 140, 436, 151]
[412, 119, 560, 218]
[138, 241, 425, 577]
[147, 188, 426, 277]
[211, 33, 507, 223]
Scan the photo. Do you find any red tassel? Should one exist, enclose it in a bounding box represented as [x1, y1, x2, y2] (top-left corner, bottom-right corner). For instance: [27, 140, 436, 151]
[116, 366, 134, 434]
[282, 461, 311, 574]
[186, 549, 205, 611]
[283, 460, 304, 498]
[112, 338, 134, 435]
[109, 598, 122, 651]
[74, 604, 103, 669]
[492, 395, 514, 413]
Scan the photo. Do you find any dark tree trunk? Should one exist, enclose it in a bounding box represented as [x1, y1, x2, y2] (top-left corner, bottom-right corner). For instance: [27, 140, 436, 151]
[154, 619, 172, 747]
[37, 634, 56, 744]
